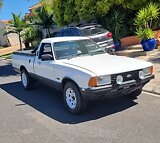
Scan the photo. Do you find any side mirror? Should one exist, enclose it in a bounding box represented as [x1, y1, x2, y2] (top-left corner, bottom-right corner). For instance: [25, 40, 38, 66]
[41, 54, 54, 61]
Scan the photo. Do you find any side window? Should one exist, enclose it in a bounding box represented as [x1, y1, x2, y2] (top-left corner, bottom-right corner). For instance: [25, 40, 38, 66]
[39, 43, 52, 59]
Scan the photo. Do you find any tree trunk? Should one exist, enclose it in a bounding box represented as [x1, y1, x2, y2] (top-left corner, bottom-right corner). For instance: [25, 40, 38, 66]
[18, 32, 23, 50]
[30, 42, 32, 48]
[47, 28, 51, 38]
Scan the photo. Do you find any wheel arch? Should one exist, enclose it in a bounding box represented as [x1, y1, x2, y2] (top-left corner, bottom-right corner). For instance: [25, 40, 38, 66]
[62, 77, 80, 90]
[20, 65, 27, 72]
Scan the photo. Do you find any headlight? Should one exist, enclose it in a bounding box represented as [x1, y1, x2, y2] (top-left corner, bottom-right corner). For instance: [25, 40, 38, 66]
[143, 66, 153, 75]
[139, 66, 153, 79]
[139, 70, 145, 79]
[88, 75, 111, 87]
[97, 75, 111, 86]
[116, 75, 123, 84]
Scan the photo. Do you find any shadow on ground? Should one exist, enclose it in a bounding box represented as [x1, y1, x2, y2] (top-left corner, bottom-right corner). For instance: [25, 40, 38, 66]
[147, 53, 160, 64]
[1, 81, 137, 124]
[0, 62, 19, 77]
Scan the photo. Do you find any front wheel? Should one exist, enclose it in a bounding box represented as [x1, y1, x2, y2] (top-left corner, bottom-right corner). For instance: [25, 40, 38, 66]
[21, 69, 33, 90]
[63, 82, 87, 114]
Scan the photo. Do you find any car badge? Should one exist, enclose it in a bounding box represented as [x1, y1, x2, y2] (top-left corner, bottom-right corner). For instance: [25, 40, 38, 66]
[126, 74, 132, 78]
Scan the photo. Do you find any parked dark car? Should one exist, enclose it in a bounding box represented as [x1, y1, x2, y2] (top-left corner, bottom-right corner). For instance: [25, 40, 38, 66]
[54, 24, 115, 54]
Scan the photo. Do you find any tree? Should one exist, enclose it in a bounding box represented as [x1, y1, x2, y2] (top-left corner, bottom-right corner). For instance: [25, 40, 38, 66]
[50, 0, 65, 26]
[42, 0, 80, 26]
[22, 26, 42, 48]
[32, 6, 54, 37]
[42, 0, 160, 32]
[42, 0, 123, 26]
[105, 9, 125, 41]
[6, 13, 26, 50]
[120, 0, 157, 10]
[0, 0, 3, 9]
[64, 0, 79, 25]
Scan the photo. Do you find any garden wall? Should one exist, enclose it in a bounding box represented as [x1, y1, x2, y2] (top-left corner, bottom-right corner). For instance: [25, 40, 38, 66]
[0, 45, 20, 56]
[120, 29, 160, 48]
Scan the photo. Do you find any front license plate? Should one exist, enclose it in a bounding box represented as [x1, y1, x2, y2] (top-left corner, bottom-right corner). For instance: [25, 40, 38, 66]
[123, 86, 130, 89]
[111, 89, 117, 93]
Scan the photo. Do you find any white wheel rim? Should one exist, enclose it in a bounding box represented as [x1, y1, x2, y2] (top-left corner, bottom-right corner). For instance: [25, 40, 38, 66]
[22, 72, 27, 87]
[65, 88, 77, 109]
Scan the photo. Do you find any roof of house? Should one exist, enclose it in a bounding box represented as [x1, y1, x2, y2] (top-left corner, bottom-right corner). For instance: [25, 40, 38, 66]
[29, 3, 42, 11]
[0, 20, 11, 25]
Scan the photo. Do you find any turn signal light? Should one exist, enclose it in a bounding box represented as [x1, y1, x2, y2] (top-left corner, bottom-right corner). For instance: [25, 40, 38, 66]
[88, 77, 97, 87]
[150, 66, 153, 74]
[111, 45, 115, 49]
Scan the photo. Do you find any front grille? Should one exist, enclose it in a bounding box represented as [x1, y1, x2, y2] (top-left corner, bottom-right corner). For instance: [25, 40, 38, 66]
[111, 70, 141, 84]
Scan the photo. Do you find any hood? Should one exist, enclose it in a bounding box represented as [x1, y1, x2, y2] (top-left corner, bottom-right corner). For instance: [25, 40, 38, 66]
[62, 54, 152, 76]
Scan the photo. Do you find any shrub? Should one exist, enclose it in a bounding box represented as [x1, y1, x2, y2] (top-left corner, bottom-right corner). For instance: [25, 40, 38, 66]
[134, 2, 160, 40]
[136, 28, 154, 41]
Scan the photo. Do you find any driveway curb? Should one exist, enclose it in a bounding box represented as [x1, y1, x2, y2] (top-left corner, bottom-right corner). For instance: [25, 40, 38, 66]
[142, 89, 160, 96]
[0, 58, 12, 62]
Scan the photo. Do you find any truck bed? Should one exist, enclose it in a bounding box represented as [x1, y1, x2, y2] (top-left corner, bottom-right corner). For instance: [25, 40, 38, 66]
[13, 50, 35, 56]
[12, 50, 36, 74]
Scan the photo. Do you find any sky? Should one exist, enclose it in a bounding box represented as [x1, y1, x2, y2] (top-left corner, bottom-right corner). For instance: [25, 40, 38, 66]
[0, 0, 39, 20]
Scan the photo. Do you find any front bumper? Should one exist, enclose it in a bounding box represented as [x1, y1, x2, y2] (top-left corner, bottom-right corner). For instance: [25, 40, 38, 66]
[81, 74, 154, 100]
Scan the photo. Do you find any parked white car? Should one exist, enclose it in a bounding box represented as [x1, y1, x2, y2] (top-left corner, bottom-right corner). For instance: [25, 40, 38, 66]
[12, 37, 154, 114]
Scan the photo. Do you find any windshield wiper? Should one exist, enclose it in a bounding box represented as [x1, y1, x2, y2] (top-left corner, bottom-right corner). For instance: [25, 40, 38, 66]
[90, 49, 105, 55]
[68, 53, 83, 60]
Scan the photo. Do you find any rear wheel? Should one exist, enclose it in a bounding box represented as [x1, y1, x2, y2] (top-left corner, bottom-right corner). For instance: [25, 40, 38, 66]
[63, 82, 87, 114]
[105, 48, 115, 55]
[21, 69, 33, 90]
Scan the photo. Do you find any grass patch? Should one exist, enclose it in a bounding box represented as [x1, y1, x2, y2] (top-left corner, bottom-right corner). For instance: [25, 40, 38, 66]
[0, 53, 12, 59]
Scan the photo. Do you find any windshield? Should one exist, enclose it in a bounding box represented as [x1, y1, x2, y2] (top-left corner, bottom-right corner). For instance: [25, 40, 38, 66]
[53, 39, 108, 60]
[80, 26, 107, 36]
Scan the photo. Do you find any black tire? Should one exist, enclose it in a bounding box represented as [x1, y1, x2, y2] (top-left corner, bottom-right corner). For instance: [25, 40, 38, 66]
[111, 49, 116, 55]
[128, 89, 142, 99]
[21, 69, 33, 90]
[63, 82, 87, 114]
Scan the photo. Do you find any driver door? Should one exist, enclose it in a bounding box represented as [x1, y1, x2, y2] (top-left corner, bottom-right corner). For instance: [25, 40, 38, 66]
[34, 43, 56, 83]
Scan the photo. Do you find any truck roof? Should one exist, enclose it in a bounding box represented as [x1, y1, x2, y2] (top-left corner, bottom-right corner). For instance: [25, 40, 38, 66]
[42, 37, 89, 43]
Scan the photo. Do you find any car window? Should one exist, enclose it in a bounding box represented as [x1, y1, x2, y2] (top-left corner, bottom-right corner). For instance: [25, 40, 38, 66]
[53, 39, 108, 60]
[53, 41, 78, 59]
[39, 43, 53, 59]
[80, 26, 107, 36]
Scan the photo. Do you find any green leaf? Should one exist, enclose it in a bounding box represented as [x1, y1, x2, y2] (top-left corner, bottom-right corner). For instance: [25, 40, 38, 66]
[136, 28, 154, 41]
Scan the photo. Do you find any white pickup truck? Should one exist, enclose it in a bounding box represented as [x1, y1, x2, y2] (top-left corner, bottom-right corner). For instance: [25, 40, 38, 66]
[12, 37, 154, 113]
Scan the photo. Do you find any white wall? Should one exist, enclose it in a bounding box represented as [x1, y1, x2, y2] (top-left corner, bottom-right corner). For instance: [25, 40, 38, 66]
[0, 21, 9, 47]
[7, 33, 19, 46]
